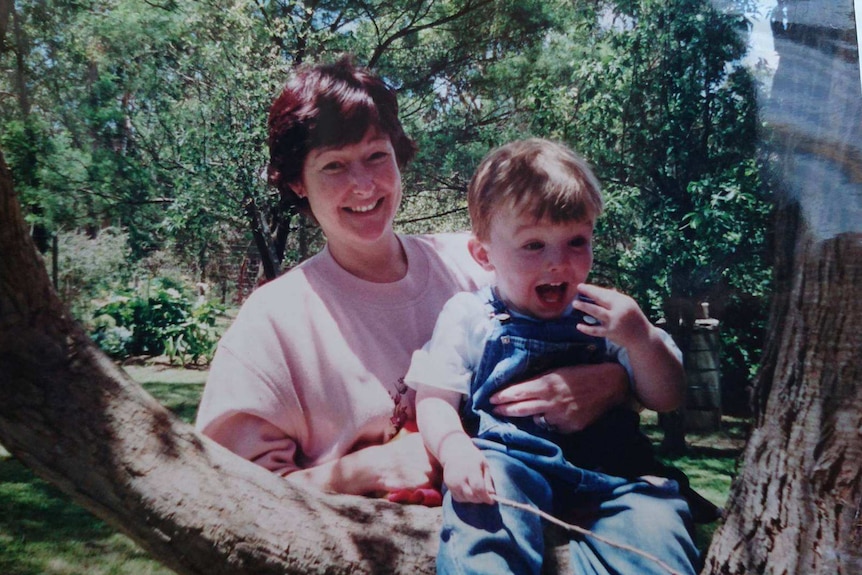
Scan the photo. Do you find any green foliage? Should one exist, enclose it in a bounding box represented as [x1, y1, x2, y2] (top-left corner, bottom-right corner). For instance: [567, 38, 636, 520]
[513, 0, 771, 390]
[53, 227, 135, 319]
[91, 278, 222, 365]
[2, 0, 772, 390]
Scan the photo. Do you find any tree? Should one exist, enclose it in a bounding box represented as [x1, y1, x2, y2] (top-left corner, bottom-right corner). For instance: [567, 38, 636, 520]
[1, 0, 569, 285]
[702, 0, 862, 573]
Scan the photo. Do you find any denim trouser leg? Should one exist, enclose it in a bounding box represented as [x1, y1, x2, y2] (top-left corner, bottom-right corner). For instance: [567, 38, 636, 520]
[437, 450, 553, 575]
[566, 478, 700, 575]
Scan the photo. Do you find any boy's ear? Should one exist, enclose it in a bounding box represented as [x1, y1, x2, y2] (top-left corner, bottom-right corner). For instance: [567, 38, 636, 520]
[468, 237, 495, 271]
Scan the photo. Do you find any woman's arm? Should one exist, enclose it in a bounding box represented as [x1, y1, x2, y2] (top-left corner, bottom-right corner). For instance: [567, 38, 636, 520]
[489, 362, 631, 433]
[285, 432, 441, 496]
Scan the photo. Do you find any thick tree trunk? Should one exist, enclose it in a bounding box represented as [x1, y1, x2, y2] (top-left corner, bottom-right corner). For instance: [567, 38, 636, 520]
[0, 150, 579, 573]
[703, 220, 862, 574]
[703, 1, 862, 573]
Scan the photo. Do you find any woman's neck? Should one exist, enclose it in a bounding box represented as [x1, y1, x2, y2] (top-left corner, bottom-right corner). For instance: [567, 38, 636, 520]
[328, 234, 408, 283]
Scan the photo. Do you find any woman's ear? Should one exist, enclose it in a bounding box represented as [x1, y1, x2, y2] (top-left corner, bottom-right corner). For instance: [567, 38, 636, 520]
[290, 181, 306, 199]
[468, 237, 495, 271]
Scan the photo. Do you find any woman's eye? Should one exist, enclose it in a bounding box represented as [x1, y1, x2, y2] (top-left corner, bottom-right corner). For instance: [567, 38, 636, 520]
[367, 151, 390, 163]
[321, 161, 344, 173]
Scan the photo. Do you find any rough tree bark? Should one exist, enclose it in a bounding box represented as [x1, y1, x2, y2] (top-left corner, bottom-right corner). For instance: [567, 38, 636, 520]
[0, 149, 581, 573]
[703, 1, 862, 573]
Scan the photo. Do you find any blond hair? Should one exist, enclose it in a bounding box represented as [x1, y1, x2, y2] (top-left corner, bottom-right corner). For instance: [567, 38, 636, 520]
[467, 139, 603, 240]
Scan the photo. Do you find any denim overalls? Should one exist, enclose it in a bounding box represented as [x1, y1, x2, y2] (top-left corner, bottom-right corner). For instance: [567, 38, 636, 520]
[437, 287, 699, 575]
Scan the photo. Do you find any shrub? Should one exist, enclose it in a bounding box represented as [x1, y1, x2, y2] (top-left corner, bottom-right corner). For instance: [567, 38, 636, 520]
[53, 228, 135, 319]
[91, 278, 222, 365]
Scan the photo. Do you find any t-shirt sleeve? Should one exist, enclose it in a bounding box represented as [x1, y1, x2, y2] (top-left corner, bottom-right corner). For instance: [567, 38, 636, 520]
[606, 327, 683, 390]
[404, 292, 488, 395]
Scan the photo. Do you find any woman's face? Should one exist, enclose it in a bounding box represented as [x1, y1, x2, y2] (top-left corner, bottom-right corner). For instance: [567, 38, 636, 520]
[294, 129, 402, 251]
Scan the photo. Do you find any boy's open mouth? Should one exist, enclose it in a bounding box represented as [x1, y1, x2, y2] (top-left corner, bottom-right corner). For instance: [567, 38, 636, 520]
[535, 282, 568, 303]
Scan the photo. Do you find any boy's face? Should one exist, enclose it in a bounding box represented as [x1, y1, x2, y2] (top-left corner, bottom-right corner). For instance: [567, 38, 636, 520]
[469, 210, 594, 320]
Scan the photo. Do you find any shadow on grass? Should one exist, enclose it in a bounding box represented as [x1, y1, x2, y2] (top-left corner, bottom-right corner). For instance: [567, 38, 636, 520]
[0, 458, 113, 543]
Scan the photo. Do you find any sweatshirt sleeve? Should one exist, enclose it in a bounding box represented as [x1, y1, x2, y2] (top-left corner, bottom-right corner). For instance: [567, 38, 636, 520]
[196, 331, 304, 477]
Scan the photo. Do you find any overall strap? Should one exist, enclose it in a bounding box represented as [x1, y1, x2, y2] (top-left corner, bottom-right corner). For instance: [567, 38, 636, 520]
[480, 286, 513, 322]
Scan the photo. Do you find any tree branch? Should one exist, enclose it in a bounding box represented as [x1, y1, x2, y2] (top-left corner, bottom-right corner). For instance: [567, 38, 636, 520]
[368, 0, 494, 67]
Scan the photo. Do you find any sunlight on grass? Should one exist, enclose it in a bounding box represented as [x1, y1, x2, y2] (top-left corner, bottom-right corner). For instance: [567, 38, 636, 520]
[122, 364, 206, 424]
[122, 363, 208, 385]
[0, 456, 173, 575]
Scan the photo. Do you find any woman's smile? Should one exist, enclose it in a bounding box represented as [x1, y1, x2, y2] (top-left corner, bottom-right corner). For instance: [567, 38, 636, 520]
[345, 197, 384, 214]
[297, 130, 403, 255]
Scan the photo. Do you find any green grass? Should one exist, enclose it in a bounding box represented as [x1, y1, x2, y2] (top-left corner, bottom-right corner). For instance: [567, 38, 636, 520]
[640, 411, 747, 549]
[1, 363, 745, 572]
[0, 461, 170, 574]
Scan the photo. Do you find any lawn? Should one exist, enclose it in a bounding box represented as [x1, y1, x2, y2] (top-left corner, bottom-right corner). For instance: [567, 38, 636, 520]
[0, 362, 744, 574]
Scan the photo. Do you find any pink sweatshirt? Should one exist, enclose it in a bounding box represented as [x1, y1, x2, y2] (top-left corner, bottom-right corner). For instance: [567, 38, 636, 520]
[195, 233, 490, 476]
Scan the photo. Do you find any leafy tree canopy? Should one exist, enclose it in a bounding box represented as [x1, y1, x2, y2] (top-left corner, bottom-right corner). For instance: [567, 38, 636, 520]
[1, 0, 770, 385]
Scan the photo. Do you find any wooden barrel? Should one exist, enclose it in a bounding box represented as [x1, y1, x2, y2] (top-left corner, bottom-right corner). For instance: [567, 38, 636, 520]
[684, 320, 722, 431]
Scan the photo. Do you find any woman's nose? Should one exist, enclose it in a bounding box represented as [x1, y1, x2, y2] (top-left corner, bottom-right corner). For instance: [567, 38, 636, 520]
[348, 164, 374, 196]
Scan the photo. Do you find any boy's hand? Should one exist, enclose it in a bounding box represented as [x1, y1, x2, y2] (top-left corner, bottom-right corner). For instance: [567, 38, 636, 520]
[440, 436, 496, 504]
[572, 283, 651, 349]
[573, 283, 686, 413]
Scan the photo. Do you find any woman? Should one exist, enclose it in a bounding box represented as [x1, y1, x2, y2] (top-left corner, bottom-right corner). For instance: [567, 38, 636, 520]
[194, 56, 630, 498]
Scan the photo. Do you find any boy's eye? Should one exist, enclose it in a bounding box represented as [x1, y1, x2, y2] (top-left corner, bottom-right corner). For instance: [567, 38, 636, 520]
[523, 241, 544, 251]
[569, 236, 589, 248]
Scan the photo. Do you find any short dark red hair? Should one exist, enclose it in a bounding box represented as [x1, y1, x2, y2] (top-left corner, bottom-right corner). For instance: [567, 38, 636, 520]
[266, 56, 417, 213]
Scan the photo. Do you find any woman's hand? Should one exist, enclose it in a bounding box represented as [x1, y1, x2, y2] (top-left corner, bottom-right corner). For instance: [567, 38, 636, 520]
[489, 362, 629, 433]
[364, 432, 443, 493]
[288, 431, 441, 496]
